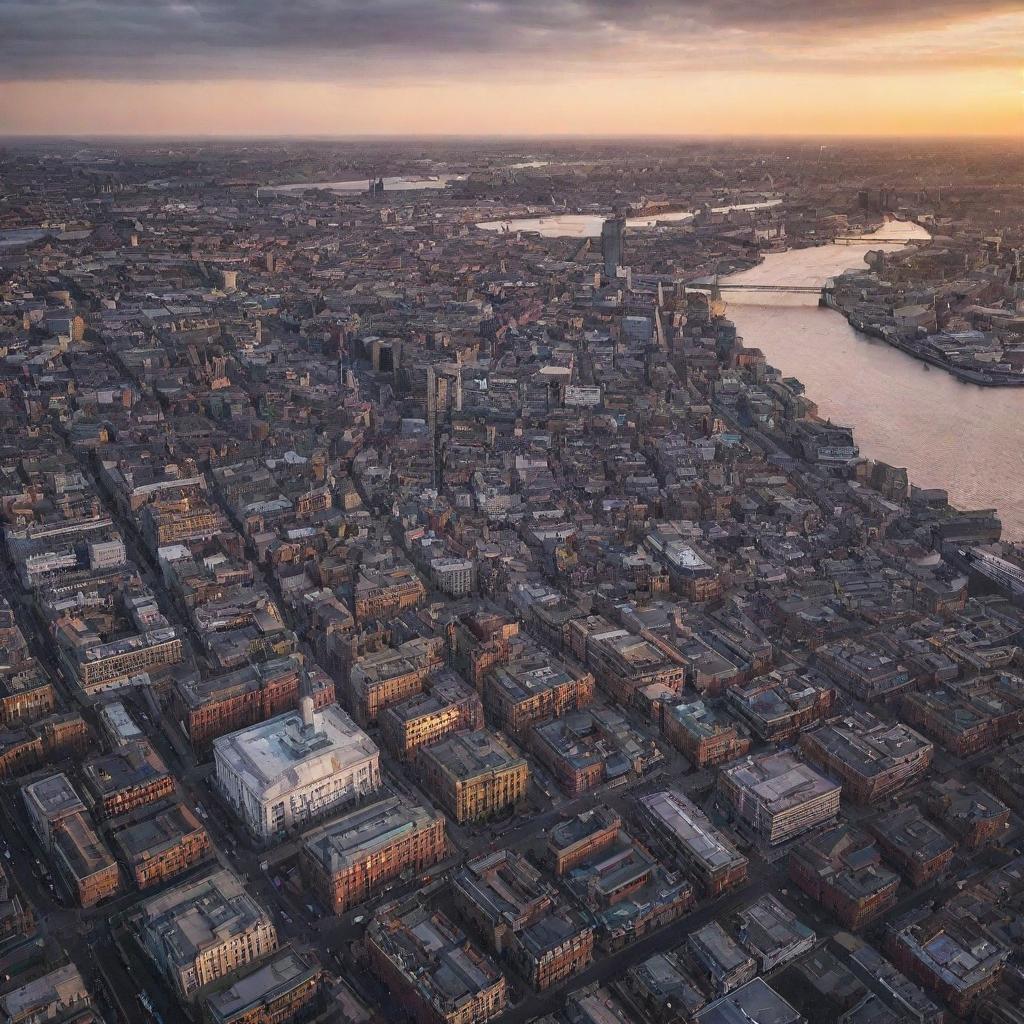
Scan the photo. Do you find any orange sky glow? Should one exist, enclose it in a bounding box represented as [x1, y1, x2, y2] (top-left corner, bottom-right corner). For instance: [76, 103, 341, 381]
[1, 4, 1021, 137]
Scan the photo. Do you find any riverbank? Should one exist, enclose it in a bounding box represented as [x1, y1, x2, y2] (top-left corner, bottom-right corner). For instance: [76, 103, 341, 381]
[843, 315, 1024, 387]
[723, 219, 1024, 538]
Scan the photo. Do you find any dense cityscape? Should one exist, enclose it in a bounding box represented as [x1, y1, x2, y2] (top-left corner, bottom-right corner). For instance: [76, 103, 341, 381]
[0, 133, 1022, 1024]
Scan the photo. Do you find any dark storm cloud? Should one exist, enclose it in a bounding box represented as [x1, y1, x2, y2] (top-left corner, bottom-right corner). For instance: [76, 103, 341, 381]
[0, 0, 1018, 79]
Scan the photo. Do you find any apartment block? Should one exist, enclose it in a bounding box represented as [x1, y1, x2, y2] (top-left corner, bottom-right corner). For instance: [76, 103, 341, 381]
[353, 564, 426, 624]
[727, 670, 835, 744]
[379, 670, 484, 761]
[660, 699, 749, 768]
[637, 789, 748, 896]
[110, 801, 212, 889]
[798, 712, 933, 805]
[417, 730, 528, 824]
[483, 642, 594, 742]
[174, 656, 335, 753]
[870, 806, 955, 886]
[718, 750, 841, 846]
[204, 948, 322, 1024]
[135, 868, 278, 1001]
[348, 639, 439, 725]
[366, 898, 507, 1024]
[546, 807, 622, 876]
[887, 908, 1009, 1017]
[51, 811, 121, 907]
[902, 673, 1024, 756]
[532, 708, 662, 797]
[301, 793, 446, 913]
[81, 739, 175, 818]
[926, 778, 1010, 849]
[788, 824, 899, 929]
[453, 850, 593, 991]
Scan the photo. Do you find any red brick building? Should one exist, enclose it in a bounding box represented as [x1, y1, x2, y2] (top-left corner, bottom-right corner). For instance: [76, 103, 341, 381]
[174, 656, 334, 753]
[789, 825, 899, 929]
[870, 806, 955, 887]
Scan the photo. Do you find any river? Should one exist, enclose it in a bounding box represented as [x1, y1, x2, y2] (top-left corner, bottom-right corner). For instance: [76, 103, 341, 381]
[477, 200, 782, 238]
[265, 174, 465, 193]
[723, 220, 1024, 539]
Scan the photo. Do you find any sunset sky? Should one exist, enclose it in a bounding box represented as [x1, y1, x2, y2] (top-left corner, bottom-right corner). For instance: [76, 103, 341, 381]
[1, 0, 1022, 137]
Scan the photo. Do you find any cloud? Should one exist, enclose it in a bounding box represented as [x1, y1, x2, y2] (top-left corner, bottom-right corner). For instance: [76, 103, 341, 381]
[1, 0, 1021, 79]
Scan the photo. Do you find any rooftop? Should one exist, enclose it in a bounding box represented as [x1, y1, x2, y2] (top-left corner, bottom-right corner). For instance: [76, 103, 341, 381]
[213, 702, 378, 802]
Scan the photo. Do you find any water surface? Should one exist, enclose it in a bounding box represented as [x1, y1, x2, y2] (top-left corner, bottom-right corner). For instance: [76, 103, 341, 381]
[724, 221, 1024, 538]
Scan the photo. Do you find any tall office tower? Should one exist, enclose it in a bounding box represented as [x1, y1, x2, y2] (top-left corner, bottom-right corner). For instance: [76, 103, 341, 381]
[601, 217, 625, 279]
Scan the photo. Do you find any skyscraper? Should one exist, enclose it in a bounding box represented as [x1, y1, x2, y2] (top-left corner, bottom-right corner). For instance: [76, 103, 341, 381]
[601, 216, 625, 279]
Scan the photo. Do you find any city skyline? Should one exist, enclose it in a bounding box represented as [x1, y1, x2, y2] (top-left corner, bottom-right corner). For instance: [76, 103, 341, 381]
[1, 0, 1022, 137]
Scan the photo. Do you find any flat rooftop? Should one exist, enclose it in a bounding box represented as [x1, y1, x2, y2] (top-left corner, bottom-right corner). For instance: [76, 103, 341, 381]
[420, 729, 525, 780]
[303, 792, 440, 873]
[638, 789, 747, 874]
[722, 751, 839, 812]
[213, 703, 378, 802]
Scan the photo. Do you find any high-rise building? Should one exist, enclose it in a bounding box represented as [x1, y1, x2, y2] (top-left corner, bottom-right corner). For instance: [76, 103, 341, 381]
[601, 217, 625, 279]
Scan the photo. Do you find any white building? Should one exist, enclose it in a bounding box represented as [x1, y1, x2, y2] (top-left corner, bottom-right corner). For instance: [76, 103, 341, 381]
[431, 556, 476, 597]
[214, 699, 381, 839]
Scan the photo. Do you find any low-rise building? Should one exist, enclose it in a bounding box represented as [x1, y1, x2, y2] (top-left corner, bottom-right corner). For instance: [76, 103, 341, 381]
[134, 868, 278, 1001]
[109, 801, 212, 889]
[788, 825, 899, 929]
[718, 750, 841, 846]
[637, 789, 748, 896]
[735, 894, 816, 972]
[870, 805, 955, 886]
[926, 778, 1010, 849]
[380, 670, 484, 761]
[887, 907, 1009, 1016]
[617, 952, 707, 1024]
[660, 699, 749, 768]
[204, 948, 322, 1024]
[798, 712, 933, 805]
[546, 807, 622, 876]
[366, 898, 507, 1024]
[417, 730, 528, 824]
[688, 921, 757, 995]
[51, 811, 121, 907]
[301, 792, 446, 913]
[0, 963, 92, 1024]
[695, 978, 802, 1024]
[97, 700, 144, 748]
[0, 861, 33, 945]
[81, 739, 175, 818]
[214, 699, 381, 839]
[727, 671, 835, 743]
[845, 941, 945, 1024]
